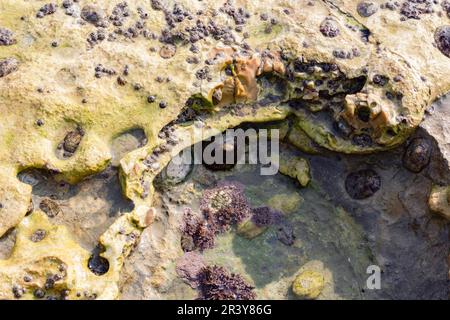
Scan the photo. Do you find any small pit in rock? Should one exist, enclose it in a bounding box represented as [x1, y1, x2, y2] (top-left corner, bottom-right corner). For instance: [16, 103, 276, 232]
[345, 169, 381, 200]
[17, 166, 134, 250]
[111, 129, 147, 166]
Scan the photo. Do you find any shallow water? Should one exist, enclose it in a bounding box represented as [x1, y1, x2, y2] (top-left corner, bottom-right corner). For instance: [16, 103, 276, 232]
[202, 165, 372, 300]
[2, 99, 448, 299]
[138, 131, 448, 299]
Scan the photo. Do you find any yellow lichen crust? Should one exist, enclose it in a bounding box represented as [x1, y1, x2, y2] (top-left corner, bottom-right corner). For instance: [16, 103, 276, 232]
[279, 153, 311, 187]
[1, 0, 450, 299]
[0, 211, 115, 300]
[292, 270, 325, 300]
[0, 207, 150, 300]
[267, 192, 303, 215]
[286, 124, 322, 155]
[237, 217, 267, 239]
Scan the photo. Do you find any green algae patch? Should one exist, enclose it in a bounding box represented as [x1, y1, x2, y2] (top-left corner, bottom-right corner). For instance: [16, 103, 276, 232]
[292, 269, 325, 299]
[237, 217, 268, 239]
[279, 153, 311, 187]
[267, 192, 303, 215]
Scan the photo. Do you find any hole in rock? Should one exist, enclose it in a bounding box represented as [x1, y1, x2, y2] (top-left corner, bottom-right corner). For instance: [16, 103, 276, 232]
[111, 128, 147, 166]
[88, 245, 110, 276]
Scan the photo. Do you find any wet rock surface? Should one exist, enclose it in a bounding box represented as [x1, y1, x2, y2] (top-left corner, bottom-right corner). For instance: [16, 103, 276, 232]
[120, 123, 449, 299]
[111, 129, 147, 166]
[30, 229, 47, 243]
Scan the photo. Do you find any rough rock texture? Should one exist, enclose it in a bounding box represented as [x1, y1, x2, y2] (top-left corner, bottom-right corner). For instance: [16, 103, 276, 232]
[119, 132, 448, 299]
[175, 252, 206, 288]
[429, 185, 450, 220]
[420, 94, 450, 183]
[0, 0, 450, 300]
[279, 149, 311, 187]
[1, 211, 115, 299]
[292, 269, 325, 300]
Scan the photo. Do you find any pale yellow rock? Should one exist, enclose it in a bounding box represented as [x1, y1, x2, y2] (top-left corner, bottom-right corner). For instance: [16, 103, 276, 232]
[292, 270, 325, 300]
[287, 124, 322, 155]
[237, 217, 267, 239]
[267, 192, 303, 214]
[279, 155, 311, 187]
[428, 185, 450, 220]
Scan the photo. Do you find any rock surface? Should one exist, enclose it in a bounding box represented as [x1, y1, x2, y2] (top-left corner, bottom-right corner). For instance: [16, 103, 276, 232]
[292, 269, 325, 300]
[0, 0, 449, 300]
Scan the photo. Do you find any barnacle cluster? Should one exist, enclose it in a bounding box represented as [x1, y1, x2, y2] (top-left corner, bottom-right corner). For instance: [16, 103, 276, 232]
[182, 182, 251, 251]
[200, 182, 251, 231]
[197, 265, 256, 300]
